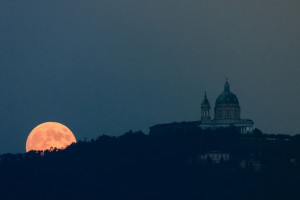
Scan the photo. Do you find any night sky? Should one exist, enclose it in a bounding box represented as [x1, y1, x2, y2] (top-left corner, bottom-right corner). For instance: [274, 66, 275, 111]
[0, 1, 299, 153]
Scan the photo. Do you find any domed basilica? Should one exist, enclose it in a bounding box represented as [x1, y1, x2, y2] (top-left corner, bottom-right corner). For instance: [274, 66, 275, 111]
[149, 79, 254, 135]
[200, 79, 253, 134]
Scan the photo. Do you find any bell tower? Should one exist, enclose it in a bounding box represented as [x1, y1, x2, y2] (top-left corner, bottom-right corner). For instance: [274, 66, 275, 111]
[201, 92, 211, 122]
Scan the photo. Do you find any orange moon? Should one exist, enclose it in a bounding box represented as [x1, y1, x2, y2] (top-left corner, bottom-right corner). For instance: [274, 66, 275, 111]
[26, 122, 77, 152]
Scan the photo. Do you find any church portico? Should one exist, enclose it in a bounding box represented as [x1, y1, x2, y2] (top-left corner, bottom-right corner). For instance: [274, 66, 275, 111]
[237, 125, 253, 134]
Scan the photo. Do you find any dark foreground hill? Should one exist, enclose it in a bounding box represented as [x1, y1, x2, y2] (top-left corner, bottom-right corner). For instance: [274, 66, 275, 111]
[1, 127, 300, 200]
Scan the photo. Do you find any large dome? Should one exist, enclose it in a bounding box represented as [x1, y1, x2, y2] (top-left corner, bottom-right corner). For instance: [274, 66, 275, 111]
[215, 81, 239, 106]
[214, 79, 241, 121]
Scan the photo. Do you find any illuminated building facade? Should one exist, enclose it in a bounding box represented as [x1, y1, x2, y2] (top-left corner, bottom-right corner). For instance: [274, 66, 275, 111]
[150, 79, 254, 135]
[200, 79, 253, 134]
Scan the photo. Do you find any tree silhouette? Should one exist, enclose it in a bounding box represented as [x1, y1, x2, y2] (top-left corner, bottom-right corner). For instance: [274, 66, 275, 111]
[0, 128, 299, 200]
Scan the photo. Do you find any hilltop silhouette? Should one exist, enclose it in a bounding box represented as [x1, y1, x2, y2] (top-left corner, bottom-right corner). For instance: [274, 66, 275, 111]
[1, 127, 300, 200]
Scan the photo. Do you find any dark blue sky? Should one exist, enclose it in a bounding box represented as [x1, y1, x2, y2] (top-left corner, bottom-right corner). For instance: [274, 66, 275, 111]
[0, 1, 300, 153]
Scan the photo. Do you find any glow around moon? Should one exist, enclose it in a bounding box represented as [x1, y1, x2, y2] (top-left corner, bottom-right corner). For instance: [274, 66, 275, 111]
[26, 122, 77, 152]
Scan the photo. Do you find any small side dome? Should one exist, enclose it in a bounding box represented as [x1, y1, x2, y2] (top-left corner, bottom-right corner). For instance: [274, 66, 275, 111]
[201, 92, 210, 108]
[201, 92, 211, 121]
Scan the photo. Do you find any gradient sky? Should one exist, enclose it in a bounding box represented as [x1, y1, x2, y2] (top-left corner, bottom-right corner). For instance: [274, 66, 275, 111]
[0, 0, 299, 153]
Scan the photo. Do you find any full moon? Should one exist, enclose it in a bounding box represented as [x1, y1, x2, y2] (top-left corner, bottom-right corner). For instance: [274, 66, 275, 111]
[26, 122, 77, 152]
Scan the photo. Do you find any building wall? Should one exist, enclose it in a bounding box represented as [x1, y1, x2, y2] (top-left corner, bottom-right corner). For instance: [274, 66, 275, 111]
[214, 104, 240, 121]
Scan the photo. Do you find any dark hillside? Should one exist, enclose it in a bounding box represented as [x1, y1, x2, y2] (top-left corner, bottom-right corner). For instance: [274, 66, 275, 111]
[1, 128, 300, 200]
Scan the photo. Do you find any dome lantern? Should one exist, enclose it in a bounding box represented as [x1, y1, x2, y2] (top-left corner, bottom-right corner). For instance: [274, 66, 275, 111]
[224, 78, 230, 92]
